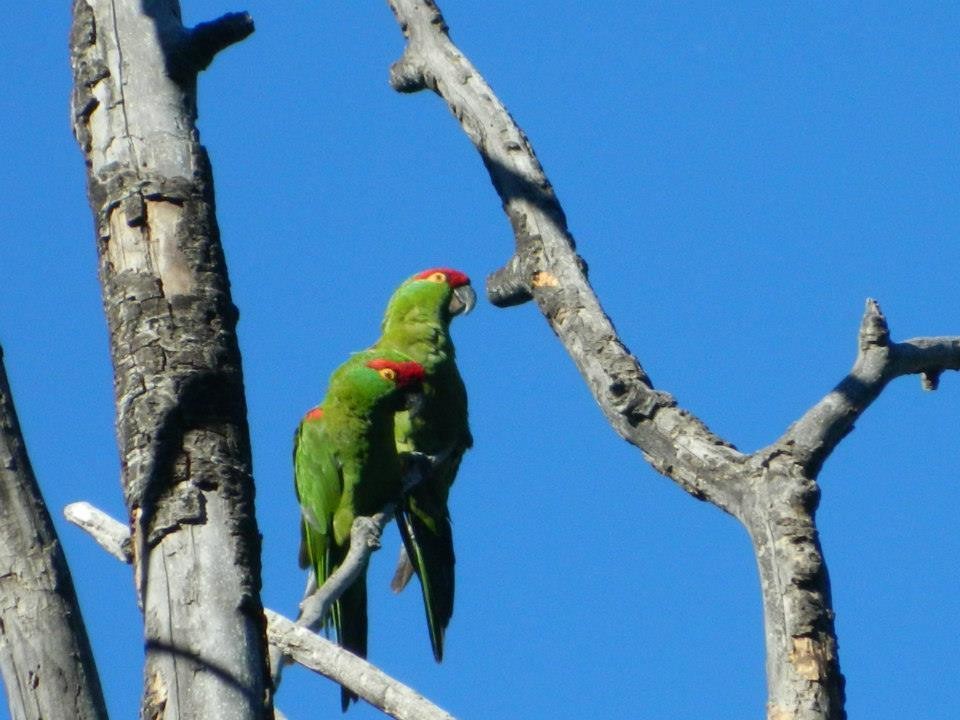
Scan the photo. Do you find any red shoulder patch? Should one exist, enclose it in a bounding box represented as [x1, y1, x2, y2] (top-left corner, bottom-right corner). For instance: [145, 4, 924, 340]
[304, 406, 324, 421]
[413, 267, 471, 288]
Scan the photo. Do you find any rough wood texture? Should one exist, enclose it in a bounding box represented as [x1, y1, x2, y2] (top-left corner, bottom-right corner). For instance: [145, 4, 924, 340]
[68, 2, 269, 718]
[752, 300, 960, 719]
[384, 3, 960, 718]
[0, 347, 108, 720]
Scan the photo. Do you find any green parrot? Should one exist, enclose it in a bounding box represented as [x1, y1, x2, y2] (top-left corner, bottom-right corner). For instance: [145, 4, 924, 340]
[294, 351, 425, 710]
[374, 267, 476, 662]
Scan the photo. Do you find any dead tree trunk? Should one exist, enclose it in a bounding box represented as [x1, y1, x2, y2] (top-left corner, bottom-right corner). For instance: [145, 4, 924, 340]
[384, 2, 960, 718]
[69, 1, 271, 718]
[0, 347, 109, 720]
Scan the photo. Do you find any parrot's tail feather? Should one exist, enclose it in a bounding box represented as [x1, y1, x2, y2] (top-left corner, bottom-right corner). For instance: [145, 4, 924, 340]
[395, 504, 455, 662]
[334, 560, 367, 710]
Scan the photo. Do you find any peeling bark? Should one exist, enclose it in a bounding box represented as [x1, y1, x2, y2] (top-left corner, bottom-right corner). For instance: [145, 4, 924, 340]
[0, 347, 108, 720]
[69, 2, 269, 718]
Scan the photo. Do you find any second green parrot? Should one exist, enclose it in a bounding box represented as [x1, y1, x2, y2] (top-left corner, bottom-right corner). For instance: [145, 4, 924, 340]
[294, 350, 425, 710]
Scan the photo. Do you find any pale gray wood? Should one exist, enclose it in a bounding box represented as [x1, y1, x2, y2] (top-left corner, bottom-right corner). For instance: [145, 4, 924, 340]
[266, 611, 457, 720]
[271, 510, 395, 692]
[383, 4, 960, 719]
[750, 300, 960, 719]
[66, 502, 449, 720]
[64, 503, 133, 564]
[0, 347, 109, 720]
[64, 501, 133, 564]
[68, 2, 270, 719]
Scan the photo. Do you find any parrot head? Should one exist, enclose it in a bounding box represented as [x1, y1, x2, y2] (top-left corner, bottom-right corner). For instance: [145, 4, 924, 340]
[390, 268, 477, 323]
[303, 356, 424, 423]
[363, 356, 425, 412]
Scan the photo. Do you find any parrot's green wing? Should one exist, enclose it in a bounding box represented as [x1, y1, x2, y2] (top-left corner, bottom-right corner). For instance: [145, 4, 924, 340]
[293, 407, 366, 710]
[294, 408, 338, 592]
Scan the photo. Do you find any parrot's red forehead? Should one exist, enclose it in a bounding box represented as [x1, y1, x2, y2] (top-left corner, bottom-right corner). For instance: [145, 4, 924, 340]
[365, 358, 426, 385]
[413, 267, 471, 288]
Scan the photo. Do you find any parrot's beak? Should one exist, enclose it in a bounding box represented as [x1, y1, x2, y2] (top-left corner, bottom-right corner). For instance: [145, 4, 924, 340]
[449, 283, 477, 317]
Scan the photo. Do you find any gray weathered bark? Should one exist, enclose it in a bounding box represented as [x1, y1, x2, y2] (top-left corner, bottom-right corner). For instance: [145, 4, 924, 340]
[384, 3, 960, 719]
[69, 1, 271, 718]
[0, 346, 109, 720]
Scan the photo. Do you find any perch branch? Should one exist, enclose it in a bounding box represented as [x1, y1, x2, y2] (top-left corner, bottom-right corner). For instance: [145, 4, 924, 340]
[298, 508, 394, 630]
[66, 502, 449, 720]
[386, 0, 746, 514]
[266, 610, 456, 720]
[271, 508, 394, 690]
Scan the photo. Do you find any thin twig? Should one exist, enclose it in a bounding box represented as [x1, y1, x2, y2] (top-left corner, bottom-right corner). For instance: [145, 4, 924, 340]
[64, 502, 132, 563]
[271, 508, 394, 690]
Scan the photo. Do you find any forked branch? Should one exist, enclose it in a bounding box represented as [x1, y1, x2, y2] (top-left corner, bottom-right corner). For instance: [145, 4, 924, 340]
[777, 298, 960, 474]
[383, 4, 960, 720]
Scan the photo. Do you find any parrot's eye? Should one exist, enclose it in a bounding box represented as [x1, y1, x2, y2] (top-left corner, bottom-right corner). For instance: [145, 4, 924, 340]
[427, 271, 447, 284]
[377, 367, 397, 382]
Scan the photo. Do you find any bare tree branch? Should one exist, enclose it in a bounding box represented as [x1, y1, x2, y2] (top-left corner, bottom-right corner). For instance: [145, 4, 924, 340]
[64, 501, 133, 564]
[183, 12, 255, 73]
[270, 509, 394, 691]
[386, 0, 747, 514]
[69, 1, 271, 717]
[779, 299, 960, 474]
[383, 4, 956, 719]
[66, 503, 452, 720]
[297, 510, 395, 631]
[0, 348, 108, 720]
[740, 301, 960, 719]
[266, 611, 456, 720]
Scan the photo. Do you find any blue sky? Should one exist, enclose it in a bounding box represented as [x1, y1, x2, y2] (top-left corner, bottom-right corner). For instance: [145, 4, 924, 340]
[2, 2, 958, 719]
